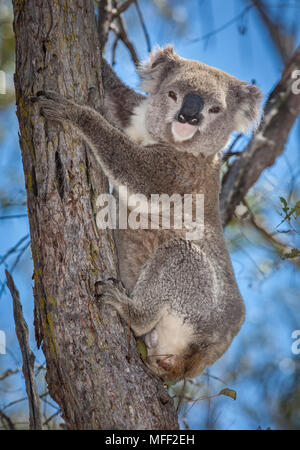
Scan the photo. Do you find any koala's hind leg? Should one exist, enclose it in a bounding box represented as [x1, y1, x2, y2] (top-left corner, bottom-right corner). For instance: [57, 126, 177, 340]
[96, 278, 162, 337]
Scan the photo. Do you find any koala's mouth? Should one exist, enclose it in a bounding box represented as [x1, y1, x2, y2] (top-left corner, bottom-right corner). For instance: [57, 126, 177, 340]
[171, 120, 199, 143]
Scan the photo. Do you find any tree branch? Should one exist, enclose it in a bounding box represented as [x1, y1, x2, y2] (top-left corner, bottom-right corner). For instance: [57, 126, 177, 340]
[111, 0, 139, 66]
[0, 368, 21, 381]
[113, 0, 136, 16]
[5, 270, 42, 430]
[221, 46, 300, 226]
[98, 0, 137, 58]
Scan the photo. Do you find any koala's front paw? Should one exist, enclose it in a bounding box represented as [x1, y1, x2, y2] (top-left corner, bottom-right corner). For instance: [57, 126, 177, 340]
[31, 90, 77, 123]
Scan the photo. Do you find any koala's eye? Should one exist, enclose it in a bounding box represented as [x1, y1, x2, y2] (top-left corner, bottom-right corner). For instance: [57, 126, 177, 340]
[168, 91, 177, 102]
[209, 106, 221, 114]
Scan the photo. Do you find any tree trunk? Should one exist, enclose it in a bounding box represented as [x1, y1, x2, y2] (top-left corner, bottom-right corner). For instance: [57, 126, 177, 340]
[13, 0, 178, 430]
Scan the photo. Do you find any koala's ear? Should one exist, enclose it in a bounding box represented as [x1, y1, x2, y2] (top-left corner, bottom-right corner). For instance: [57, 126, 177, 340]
[138, 45, 180, 94]
[232, 82, 263, 133]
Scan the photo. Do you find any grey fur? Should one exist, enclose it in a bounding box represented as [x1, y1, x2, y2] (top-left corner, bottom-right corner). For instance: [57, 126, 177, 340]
[33, 46, 262, 381]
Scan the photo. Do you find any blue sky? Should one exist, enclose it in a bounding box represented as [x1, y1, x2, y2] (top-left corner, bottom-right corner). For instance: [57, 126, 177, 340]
[0, 0, 299, 429]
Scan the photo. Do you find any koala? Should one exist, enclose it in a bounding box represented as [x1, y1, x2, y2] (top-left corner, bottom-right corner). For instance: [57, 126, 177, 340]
[33, 46, 262, 382]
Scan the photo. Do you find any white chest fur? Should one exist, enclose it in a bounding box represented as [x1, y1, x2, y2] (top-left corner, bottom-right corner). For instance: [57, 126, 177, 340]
[124, 99, 157, 146]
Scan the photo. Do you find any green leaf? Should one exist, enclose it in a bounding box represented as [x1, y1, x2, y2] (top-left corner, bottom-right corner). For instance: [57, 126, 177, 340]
[280, 197, 287, 207]
[136, 339, 148, 361]
[164, 380, 177, 387]
[279, 196, 290, 216]
[282, 248, 300, 260]
[295, 201, 300, 216]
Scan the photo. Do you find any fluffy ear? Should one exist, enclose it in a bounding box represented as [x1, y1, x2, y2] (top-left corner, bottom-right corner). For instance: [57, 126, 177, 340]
[138, 45, 180, 94]
[233, 82, 263, 133]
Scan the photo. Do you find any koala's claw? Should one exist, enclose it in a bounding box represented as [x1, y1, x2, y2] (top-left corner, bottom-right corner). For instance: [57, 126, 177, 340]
[96, 274, 126, 289]
[36, 90, 67, 101]
[30, 91, 48, 103]
[36, 90, 47, 97]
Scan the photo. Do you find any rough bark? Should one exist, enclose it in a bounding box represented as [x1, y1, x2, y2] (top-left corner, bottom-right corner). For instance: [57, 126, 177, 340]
[13, 0, 178, 430]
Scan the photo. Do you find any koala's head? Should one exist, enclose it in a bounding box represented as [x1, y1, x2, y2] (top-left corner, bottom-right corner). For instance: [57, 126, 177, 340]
[144, 327, 208, 382]
[143, 316, 231, 382]
[139, 46, 262, 156]
[148, 342, 209, 382]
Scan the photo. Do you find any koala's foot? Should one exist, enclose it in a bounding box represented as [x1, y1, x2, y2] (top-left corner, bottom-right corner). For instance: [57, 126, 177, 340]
[95, 277, 136, 328]
[95, 276, 131, 310]
[31, 90, 78, 122]
[95, 277, 160, 337]
[144, 328, 158, 349]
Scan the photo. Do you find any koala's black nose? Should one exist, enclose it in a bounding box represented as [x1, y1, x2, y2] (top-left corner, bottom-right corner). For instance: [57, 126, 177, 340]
[177, 94, 204, 125]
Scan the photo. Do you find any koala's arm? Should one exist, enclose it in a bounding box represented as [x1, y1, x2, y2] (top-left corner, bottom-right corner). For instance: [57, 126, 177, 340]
[101, 58, 146, 128]
[34, 91, 177, 196]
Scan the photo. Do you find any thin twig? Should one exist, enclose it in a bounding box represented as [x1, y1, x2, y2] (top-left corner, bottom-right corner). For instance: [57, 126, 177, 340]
[0, 234, 29, 265]
[188, 5, 254, 44]
[5, 271, 42, 430]
[134, 0, 151, 53]
[43, 410, 61, 427]
[1, 397, 27, 412]
[0, 239, 30, 298]
[111, 31, 120, 66]
[242, 199, 300, 267]
[0, 214, 27, 220]
[248, 0, 295, 63]
[9, 241, 31, 274]
[0, 368, 21, 381]
[1, 391, 48, 414]
[222, 134, 243, 162]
